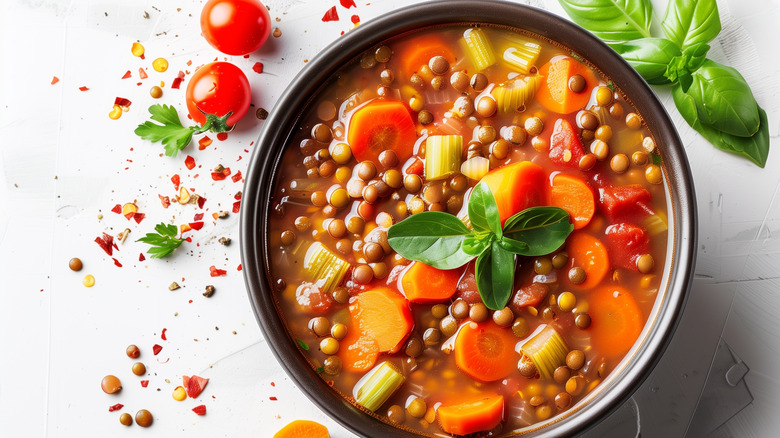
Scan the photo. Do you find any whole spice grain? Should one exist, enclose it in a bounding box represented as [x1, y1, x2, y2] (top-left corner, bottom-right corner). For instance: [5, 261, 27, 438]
[203, 285, 215, 297]
[169, 282, 180, 291]
[218, 237, 231, 246]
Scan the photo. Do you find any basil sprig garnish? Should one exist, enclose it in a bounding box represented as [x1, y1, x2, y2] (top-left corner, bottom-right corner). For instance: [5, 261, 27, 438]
[387, 182, 573, 310]
[558, 0, 769, 167]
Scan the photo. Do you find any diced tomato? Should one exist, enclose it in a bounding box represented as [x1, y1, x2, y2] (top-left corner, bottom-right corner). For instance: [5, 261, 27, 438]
[192, 405, 207, 415]
[159, 194, 171, 208]
[193, 213, 204, 221]
[231, 170, 242, 183]
[185, 155, 196, 170]
[211, 167, 231, 181]
[232, 200, 240, 213]
[153, 344, 162, 355]
[510, 283, 549, 311]
[133, 212, 145, 224]
[171, 174, 181, 191]
[322, 6, 339, 21]
[197, 196, 207, 209]
[111, 204, 122, 214]
[209, 266, 227, 277]
[295, 283, 333, 314]
[184, 375, 209, 398]
[198, 136, 213, 150]
[598, 184, 653, 221]
[189, 221, 204, 231]
[549, 118, 585, 167]
[604, 223, 650, 271]
[454, 264, 481, 304]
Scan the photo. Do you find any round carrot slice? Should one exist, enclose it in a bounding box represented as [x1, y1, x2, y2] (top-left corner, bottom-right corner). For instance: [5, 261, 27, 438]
[454, 321, 519, 382]
[273, 419, 330, 438]
[550, 173, 595, 229]
[589, 285, 643, 359]
[347, 100, 417, 166]
[565, 231, 609, 289]
[536, 56, 599, 114]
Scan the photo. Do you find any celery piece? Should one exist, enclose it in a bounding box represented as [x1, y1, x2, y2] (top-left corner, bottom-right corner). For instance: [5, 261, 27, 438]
[492, 75, 542, 113]
[303, 242, 350, 294]
[463, 28, 497, 72]
[502, 41, 542, 74]
[425, 135, 463, 181]
[354, 361, 405, 412]
[643, 211, 668, 236]
[520, 325, 568, 380]
[460, 156, 490, 181]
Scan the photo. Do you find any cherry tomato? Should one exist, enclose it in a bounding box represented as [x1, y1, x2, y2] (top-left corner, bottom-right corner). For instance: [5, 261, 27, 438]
[186, 62, 251, 128]
[200, 0, 271, 56]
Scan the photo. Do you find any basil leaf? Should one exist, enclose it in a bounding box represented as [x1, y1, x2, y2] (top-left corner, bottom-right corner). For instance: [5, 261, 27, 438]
[675, 83, 769, 167]
[502, 207, 573, 256]
[387, 211, 474, 270]
[661, 0, 721, 49]
[468, 182, 502, 237]
[497, 236, 530, 254]
[462, 232, 493, 257]
[475, 241, 516, 310]
[557, 0, 653, 41]
[610, 38, 681, 85]
[686, 59, 760, 137]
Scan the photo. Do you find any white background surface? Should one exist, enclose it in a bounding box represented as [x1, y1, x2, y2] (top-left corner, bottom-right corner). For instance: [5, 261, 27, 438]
[1, 0, 779, 436]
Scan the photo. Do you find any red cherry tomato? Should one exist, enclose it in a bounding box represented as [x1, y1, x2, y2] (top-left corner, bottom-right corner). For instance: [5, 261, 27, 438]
[185, 62, 251, 128]
[200, 0, 271, 56]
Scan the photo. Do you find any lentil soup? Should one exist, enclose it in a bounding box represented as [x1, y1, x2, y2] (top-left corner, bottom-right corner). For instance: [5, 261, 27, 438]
[266, 24, 668, 436]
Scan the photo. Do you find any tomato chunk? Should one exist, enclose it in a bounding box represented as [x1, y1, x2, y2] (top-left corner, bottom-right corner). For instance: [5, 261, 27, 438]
[604, 223, 650, 271]
[599, 184, 653, 221]
[549, 118, 585, 167]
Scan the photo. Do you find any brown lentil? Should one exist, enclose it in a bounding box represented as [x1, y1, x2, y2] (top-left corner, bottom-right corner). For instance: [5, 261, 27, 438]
[555, 392, 573, 410]
[418, 110, 433, 125]
[429, 56, 450, 75]
[135, 409, 153, 427]
[375, 45, 392, 63]
[477, 125, 497, 143]
[551, 252, 569, 269]
[579, 111, 599, 131]
[280, 230, 296, 246]
[575, 313, 592, 329]
[150, 86, 163, 99]
[324, 355, 342, 375]
[579, 153, 597, 171]
[407, 397, 427, 418]
[591, 139, 609, 161]
[449, 174, 468, 192]
[357, 161, 377, 180]
[383, 169, 403, 189]
[502, 125, 527, 145]
[469, 303, 489, 322]
[645, 164, 662, 184]
[440, 315, 458, 337]
[610, 154, 630, 173]
[524, 117, 544, 136]
[632, 151, 649, 166]
[126, 344, 140, 358]
[378, 150, 399, 169]
[450, 71, 469, 91]
[403, 174, 422, 193]
[518, 359, 537, 378]
[312, 123, 332, 143]
[405, 337, 424, 358]
[423, 327, 442, 346]
[490, 139, 510, 160]
[353, 264, 374, 284]
[636, 254, 654, 273]
[534, 257, 553, 275]
[332, 287, 349, 304]
[595, 124, 613, 142]
[512, 317, 529, 338]
[626, 112, 642, 130]
[569, 267, 586, 284]
[566, 350, 586, 370]
[595, 86, 614, 106]
[476, 96, 497, 117]
[119, 413, 133, 426]
[553, 366, 570, 384]
[101, 375, 122, 394]
[492, 307, 514, 327]
[132, 362, 146, 376]
[69, 257, 83, 271]
[609, 102, 624, 119]
[450, 299, 469, 319]
[470, 73, 488, 91]
[387, 405, 405, 423]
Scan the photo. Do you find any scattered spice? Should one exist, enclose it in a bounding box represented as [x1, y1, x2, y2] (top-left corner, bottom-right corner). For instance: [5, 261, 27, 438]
[139, 253, 146, 261]
[112, 258, 123, 267]
[140, 380, 149, 388]
[218, 237, 231, 246]
[255, 108, 269, 120]
[169, 282, 180, 291]
[131, 42, 145, 57]
[79, 86, 89, 91]
[159, 195, 171, 208]
[209, 266, 227, 277]
[217, 211, 229, 219]
[139, 68, 148, 79]
[114, 97, 132, 107]
[117, 228, 131, 244]
[296, 339, 309, 351]
[51, 76, 59, 85]
[203, 285, 215, 297]
[108, 403, 124, 412]
[121, 70, 132, 79]
[171, 174, 181, 191]
[216, 132, 228, 141]
[269, 396, 278, 401]
[273, 27, 282, 37]
[351, 14, 360, 24]
[231, 170, 242, 183]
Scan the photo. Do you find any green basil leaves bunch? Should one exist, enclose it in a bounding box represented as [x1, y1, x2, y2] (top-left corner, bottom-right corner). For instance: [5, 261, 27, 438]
[387, 182, 573, 310]
[559, 0, 769, 167]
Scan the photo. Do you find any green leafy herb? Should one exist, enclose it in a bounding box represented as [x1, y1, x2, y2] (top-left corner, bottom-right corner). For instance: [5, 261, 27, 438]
[134, 104, 233, 157]
[315, 366, 325, 374]
[296, 339, 310, 351]
[137, 222, 184, 258]
[558, 0, 769, 167]
[661, 0, 721, 49]
[387, 183, 573, 310]
[558, 0, 653, 41]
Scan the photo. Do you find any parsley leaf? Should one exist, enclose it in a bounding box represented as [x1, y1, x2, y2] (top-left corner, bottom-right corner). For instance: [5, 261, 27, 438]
[135, 105, 201, 157]
[137, 222, 184, 258]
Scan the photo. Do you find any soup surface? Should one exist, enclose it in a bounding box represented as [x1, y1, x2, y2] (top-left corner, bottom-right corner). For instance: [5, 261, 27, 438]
[267, 24, 668, 436]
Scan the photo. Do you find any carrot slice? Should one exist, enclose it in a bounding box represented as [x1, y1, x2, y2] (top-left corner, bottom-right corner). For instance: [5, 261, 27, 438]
[394, 34, 455, 76]
[589, 285, 643, 359]
[347, 100, 417, 166]
[438, 394, 504, 436]
[338, 287, 414, 372]
[401, 262, 461, 303]
[273, 420, 330, 438]
[550, 174, 595, 229]
[565, 231, 609, 289]
[536, 56, 598, 114]
[478, 161, 546, 225]
[454, 321, 519, 382]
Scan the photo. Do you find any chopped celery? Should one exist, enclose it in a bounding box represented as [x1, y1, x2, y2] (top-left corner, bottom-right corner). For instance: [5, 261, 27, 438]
[303, 242, 350, 294]
[425, 135, 463, 181]
[463, 28, 497, 72]
[501, 40, 541, 74]
[492, 74, 542, 113]
[643, 211, 668, 236]
[520, 325, 568, 380]
[460, 156, 490, 181]
[354, 361, 405, 412]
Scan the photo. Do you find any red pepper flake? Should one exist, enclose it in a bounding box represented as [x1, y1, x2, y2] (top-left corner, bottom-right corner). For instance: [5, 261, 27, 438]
[211, 167, 231, 181]
[193, 213, 204, 221]
[78, 86, 89, 91]
[252, 62, 264, 74]
[197, 195, 207, 209]
[232, 200, 241, 214]
[172, 77, 183, 89]
[209, 266, 227, 277]
[269, 396, 278, 401]
[171, 174, 181, 191]
[51, 76, 59, 85]
[133, 212, 146, 224]
[198, 136, 213, 150]
[322, 6, 339, 22]
[237, 264, 243, 271]
[153, 344, 163, 355]
[340, 0, 356, 7]
[108, 403, 124, 412]
[184, 155, 196, 170]
[189, 221, 204, 231]
[95, 233, 114, 256]
[271, 381, 275, 387]
[112, 258, 123, 267]
[139, 380, 149, 387]
[114, 97, 132, 107]
[161, 328, 168, 341]
[192, 405, 207, 416]
[159, 194, 171, 208]
[183, 375, 209, 398]
[351, 14, 360, 24]
[139, 68, 148, 79]
[231, 170, 242, 183]
[234, 192, 242, 200]
[139, 253, 146, 261]
[216, 132, 228, 141]
[187, 60, 193, 66]
[111, 204, 122, 214]
[121, 70, 132, 79]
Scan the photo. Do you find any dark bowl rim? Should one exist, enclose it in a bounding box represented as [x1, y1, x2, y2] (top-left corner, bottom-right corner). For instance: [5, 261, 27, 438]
[240, 1, 697, 436]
